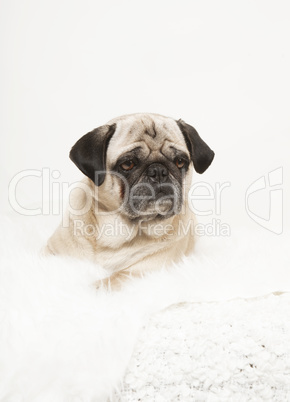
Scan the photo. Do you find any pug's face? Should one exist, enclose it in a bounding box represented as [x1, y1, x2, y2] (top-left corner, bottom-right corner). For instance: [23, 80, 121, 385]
[69, 113, 214, 221]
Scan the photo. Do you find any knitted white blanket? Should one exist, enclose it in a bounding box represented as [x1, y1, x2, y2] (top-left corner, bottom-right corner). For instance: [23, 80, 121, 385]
[119, 295, 290, 401]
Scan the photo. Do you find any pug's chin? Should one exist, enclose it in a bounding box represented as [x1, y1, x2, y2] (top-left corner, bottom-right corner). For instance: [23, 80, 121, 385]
[141, 212, 176, 222]
[123, 199, 178, 222]
[128, 212, 175, 223]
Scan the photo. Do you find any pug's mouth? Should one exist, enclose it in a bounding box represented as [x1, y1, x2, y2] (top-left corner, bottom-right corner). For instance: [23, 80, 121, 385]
[123, 192, 180, 221]
[146, 196, 174, 211]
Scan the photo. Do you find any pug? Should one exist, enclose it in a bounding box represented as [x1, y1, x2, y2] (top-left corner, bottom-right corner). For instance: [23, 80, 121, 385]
[45, 113, 214, 289]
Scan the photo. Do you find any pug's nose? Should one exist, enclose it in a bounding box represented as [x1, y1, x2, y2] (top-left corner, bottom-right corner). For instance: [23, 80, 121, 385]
[147, 164, 169, 183]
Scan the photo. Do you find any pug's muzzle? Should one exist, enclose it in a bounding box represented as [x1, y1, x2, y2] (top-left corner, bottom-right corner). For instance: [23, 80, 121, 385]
[121, 162, 183, 221]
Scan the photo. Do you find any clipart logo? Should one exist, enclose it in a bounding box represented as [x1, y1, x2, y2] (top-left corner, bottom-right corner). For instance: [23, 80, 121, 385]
[245, 167, 283, 234]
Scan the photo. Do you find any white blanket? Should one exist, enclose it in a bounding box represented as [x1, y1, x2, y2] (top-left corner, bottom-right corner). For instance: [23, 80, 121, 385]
[0, 215, 289, 401]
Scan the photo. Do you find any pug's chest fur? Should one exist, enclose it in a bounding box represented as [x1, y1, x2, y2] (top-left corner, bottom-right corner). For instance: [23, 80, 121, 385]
[87, 210, 196, 274]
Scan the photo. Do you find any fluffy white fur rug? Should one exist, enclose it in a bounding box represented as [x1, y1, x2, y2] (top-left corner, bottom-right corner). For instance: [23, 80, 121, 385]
[0, 214, 289, 401]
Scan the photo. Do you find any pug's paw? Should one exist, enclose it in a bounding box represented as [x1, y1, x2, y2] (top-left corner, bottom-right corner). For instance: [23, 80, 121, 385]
[95, 271, 133, 291]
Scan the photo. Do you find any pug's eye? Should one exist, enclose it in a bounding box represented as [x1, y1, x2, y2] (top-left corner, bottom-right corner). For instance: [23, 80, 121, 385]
[175, 158, 185, 169]
[120, 160, 135, 171]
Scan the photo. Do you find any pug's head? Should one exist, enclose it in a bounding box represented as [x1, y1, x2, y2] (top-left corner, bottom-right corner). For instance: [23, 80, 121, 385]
[69, 113, 214, 221]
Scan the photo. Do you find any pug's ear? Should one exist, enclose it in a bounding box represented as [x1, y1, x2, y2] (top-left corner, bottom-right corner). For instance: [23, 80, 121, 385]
[69, 123, 116, 186]
[176, 119, 215, 174]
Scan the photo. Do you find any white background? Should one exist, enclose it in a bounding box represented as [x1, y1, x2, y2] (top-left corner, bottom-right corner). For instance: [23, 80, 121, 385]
[1, 0, 289, 234]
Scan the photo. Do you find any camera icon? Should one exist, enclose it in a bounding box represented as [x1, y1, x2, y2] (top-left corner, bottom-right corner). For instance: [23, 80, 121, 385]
[245, 167, 283, 234]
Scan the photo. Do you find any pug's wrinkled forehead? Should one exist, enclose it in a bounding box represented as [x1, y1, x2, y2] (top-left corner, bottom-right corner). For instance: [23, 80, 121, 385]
[69, 112, 214, 186]
[106, 113, 188, 167]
